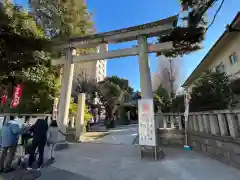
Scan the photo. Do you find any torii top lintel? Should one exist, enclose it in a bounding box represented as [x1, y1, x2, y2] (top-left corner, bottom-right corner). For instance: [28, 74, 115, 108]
[55, 15, 178, 49]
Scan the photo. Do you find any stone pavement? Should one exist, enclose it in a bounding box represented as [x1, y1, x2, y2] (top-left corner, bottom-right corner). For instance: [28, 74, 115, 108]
[2, 124, 240, 180]
[93, 124, 138, 145]
[48, 143, 240, 180]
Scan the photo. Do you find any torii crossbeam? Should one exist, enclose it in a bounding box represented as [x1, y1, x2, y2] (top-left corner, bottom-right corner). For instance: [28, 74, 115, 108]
[52, 15, 178, 136]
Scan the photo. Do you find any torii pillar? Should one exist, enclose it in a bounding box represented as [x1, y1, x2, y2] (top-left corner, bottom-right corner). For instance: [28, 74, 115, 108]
[58, 47, 75, 139]
[138, 35, 153, 99]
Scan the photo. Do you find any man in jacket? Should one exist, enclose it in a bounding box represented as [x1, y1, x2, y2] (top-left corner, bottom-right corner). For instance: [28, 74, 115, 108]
[0, 116, 21, 172]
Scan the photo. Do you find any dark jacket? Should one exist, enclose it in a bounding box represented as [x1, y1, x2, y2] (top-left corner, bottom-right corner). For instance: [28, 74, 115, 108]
[30, 119, 48, 142]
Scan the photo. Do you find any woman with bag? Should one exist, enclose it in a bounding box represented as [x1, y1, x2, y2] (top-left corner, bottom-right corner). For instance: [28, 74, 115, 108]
[47, 120, 58, 161]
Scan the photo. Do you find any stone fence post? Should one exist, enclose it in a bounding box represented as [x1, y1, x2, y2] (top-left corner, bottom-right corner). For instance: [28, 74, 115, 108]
[226, 113, 238, 138]
[209, 114, 220, 135]
[203, 114, 211, 133]
[198, 115, 204, 132]
[217, 114, 228, 136]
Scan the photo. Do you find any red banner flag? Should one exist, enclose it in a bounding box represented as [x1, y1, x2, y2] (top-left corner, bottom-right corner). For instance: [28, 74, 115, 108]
[11, 84, 23, 108]
[1, 95, 7, 105]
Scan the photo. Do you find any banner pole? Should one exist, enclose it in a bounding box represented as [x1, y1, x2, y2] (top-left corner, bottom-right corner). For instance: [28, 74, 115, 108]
[184, 91, 191, 151]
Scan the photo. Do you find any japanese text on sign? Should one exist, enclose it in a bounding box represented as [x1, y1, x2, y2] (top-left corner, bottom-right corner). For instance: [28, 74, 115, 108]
[138, 99, 156, 146]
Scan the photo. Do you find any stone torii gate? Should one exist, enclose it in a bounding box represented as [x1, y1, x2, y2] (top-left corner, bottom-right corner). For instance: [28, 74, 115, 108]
[53, 15, 177, 135]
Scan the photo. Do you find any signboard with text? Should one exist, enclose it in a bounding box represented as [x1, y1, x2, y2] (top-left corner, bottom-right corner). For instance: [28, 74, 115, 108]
[138, 99, 156, 146]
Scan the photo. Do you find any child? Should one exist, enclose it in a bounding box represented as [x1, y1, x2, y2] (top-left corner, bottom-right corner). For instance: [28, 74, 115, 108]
[47, 120, 59, 161]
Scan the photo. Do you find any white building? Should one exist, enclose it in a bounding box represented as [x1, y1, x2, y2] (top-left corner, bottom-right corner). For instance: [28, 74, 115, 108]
[183, 12, 240, 91]
[72, 44, 107, 99]
[73, 44, 107, 83]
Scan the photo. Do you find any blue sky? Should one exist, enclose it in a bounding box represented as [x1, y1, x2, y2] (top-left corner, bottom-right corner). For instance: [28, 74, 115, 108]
[16, 0, 240, 90]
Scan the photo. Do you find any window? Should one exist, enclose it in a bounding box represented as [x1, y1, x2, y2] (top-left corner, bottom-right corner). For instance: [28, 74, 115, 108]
[229, 52, 238, 65]
[216, 62, 225, 73]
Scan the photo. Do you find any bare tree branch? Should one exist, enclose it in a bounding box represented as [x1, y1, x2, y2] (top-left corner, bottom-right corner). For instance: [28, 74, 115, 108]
[153, 56, 183, 97]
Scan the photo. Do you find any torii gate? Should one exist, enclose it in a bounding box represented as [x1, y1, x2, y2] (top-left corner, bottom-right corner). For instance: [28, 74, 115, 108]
[52, 15, 178, 136]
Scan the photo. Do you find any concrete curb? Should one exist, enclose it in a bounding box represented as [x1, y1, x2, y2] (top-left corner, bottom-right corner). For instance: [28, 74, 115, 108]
[55, 142, 69, 151]
[80, 131, 110, 142]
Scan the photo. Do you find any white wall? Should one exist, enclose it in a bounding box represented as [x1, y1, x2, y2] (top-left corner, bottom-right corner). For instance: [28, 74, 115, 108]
[186, 33, 240, 91]
[209, 33, 240, 78]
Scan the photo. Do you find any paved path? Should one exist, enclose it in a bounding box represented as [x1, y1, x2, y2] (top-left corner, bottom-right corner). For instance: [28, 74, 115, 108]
[3, 124, 240, 180]
[93, 124, 138, 145]
[48, 143, 240, 180]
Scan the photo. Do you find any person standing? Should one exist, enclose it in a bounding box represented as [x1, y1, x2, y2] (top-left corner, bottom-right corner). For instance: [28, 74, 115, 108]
[0, 116, 21, 173]
[27, 117, 48, 171]
[47, 120, 59, 161]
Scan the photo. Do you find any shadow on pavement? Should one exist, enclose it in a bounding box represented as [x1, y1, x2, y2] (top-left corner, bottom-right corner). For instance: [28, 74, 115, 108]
[1, 158, 54, 179]
[2, 170, 41, 180]
[39, 167, 94, 180]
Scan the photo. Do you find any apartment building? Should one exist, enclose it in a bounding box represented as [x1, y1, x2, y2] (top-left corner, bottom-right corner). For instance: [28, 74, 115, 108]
[73, 44, 107, 82]
[72, 44, 107, 98]
[183, 12, 240, 91]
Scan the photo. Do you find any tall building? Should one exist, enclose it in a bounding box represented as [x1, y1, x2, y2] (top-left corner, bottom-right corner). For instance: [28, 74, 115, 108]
[72, 44, 108, 97]
[73, 44, 107, 83]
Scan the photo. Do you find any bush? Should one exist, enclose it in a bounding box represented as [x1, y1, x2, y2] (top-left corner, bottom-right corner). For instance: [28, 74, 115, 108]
[171, 95, 185, 112]
[190, 71, 236, 112]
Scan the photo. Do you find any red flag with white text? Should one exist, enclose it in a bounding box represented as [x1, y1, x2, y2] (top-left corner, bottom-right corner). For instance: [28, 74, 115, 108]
[11, 84, 23, 108]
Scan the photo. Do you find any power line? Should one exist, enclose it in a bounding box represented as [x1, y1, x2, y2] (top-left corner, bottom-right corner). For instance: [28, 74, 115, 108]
[204, 0, 225, 34]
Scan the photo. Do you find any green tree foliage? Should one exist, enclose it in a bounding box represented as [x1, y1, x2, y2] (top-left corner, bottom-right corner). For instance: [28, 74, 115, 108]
[29, 0, 95, 56]
[69, 97, 77, 115]
[230, 78, 240, 95]
[29, 0, 93, 38]
[159, 0, 222, 57]
[84, 105, 92, 123]
[76, 75, 130, 121]
[190, 71, 236, 112]
[0, 1, 49, 79]
[23, 0, 94, 113]
[0, 1, 58, 113]
[171, 95, 185, 112]
[154, 85, 171, 113]
[105, 76, 134, 94]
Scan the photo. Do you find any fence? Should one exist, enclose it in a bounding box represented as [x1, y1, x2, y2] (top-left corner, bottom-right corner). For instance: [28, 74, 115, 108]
[0, 114, 51, 127]
[157, 110, 240, 138]
[156, 110, 240, 169]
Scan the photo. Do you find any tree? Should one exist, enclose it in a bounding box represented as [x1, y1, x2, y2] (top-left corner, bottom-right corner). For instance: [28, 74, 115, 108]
[75, 73, 131, 125]
[105, 76, 134, 94]
[158, 0, 224, 57]
[171, 95, 185, 112]
[0, 1, 58, 113]
[29, 0, 95, 56]
[154, 85, 171, 113]
[29, 0, 93, 39]
[190, 71, 236, 112]
[0, 2, 49, 82]
[27, 0, 95, 114]
[153, 56, 182, 98]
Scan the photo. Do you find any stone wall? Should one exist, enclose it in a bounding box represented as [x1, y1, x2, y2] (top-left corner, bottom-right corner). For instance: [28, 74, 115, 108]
[156, 110, 240, 169]
[190, 132, 240, 169]
[157, 129, 185, 148]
